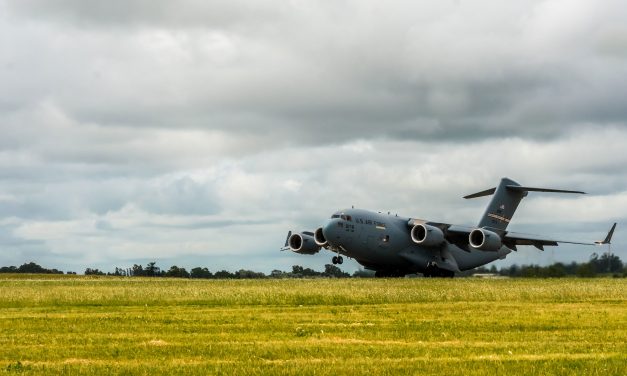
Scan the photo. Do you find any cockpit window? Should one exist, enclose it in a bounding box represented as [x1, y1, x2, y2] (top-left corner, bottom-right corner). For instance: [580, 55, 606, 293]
[331, 214, 340, 219]
[341, 215, 347, 220]
[346, 215, 352, 222]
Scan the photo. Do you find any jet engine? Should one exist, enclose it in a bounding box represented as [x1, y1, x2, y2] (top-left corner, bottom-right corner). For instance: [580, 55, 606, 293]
[469, 228, 502, 252]
[314, 227, 328, 246]
[410, 224, 445, 247]
[288, 232, 321, 255]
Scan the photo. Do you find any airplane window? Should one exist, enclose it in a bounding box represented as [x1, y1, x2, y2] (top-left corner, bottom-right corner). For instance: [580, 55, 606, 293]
[346, 215, 352, 221]
[337, 222, 344, 227]
[341, 215, 346, 220]
[331, 214, 340, 219]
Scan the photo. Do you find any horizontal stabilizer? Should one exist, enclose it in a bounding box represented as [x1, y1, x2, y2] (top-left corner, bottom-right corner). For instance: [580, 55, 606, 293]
[463, 187, 496, 199]
[506, 185, 586, 195]
[465, 184, 585, 199]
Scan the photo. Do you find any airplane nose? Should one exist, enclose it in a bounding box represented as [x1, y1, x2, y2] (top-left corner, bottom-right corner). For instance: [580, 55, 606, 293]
[314, 220, 335, 247]
[322, 220, 333, 239]
[321, 219, 340, 246]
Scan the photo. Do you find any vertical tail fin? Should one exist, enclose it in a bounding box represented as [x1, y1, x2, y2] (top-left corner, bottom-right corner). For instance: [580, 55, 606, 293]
[464, 178, 586, 232]
[465, 178, 525, 231]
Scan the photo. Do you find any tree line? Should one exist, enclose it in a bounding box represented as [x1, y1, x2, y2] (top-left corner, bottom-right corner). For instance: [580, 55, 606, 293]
[84, 262, 352, 278]
[459, 252, 625, 278]
[0, 262, 65, 275]
[1, 252, 625, 278]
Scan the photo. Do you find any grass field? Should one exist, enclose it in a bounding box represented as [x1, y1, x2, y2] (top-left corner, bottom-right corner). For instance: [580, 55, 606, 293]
[0, 276, 625, 375]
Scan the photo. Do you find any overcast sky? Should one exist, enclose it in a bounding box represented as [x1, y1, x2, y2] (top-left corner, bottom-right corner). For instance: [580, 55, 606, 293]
[1, 0, 626, 274]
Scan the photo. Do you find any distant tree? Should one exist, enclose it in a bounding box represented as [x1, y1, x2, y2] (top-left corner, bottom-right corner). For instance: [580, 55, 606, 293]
[235, 269, 266, 279]
[302, 267, 321, 277]
[131, 264, 145, 277]
[0, 266, 18, 273]
[214, 270, 235, 279]
[0, 263, 62, 274]
[84, 268, 105, 275]
[291, 265, 304, 277]
[270, 269, 287, 278]
[145, 262, 160, 277]
[323, 264, 350, 278]
[506, 264, 520, 277]
[577, 263, 596, 278]
[564, 262, 579, 275]
[545, 263, 566, 278]
[190, 267, 213, 279]
[165, 265, 190, 278]
[590, 253, 623, 274]
[18, 262, 48, 274]
[112, 267, 127, 276]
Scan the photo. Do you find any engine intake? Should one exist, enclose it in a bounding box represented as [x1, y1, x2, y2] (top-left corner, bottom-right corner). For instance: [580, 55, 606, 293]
[411, 224, 445, 247]
[469, 228, 502, 252]
[288, 232, 321, 255]
[314, 227, 327, 246]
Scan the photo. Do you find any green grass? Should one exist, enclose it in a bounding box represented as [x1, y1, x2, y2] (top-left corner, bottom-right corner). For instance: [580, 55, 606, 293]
[0, 276, 625, 375]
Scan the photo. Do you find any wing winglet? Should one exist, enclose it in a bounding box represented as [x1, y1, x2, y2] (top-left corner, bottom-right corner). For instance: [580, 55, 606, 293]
[595, 223, 617, 245]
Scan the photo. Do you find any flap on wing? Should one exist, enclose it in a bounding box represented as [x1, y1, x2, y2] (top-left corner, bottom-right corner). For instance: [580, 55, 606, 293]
[504, 231, 593, 251]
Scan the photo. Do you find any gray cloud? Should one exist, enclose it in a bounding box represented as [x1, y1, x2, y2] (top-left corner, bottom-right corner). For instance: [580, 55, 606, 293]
[3, 0, 626, 143]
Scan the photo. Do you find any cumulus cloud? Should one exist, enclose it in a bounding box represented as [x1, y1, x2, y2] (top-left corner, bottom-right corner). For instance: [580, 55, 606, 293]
[0, 0, 625, 272]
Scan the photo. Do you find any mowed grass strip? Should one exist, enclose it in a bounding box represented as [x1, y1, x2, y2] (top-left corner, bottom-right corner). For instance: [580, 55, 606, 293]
[0, 277, 625, 375]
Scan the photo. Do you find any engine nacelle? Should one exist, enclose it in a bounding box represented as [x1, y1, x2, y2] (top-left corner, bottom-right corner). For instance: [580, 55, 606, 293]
[469, 228, 502, 252]
[314, 227, 328, 246]
[411, 224, 445, 247]
[288, 232, 321, 255]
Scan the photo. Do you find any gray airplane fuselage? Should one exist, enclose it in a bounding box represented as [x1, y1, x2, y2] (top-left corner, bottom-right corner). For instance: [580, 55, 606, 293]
[320, 208, 509, 274]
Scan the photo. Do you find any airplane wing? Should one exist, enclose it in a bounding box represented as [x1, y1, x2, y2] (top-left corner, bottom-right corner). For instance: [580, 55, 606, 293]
[503, 222, 616, 251]
[409, 219, 616, 252]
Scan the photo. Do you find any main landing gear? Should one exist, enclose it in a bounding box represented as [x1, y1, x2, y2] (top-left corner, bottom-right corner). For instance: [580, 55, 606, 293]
[422, 265, 455, 278]
[374, 270, 405, 278]
[332, 256, 343, 265]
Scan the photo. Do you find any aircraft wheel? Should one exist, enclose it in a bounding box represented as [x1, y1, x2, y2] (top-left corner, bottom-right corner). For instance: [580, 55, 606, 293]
[332, 256, 338, 265]
[337, 256, 343, 264]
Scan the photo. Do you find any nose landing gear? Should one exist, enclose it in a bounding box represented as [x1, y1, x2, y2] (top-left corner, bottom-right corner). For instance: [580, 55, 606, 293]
[332, 256, 344, 265]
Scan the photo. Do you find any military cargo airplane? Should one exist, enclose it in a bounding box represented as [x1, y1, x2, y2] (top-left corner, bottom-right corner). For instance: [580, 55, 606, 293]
[282, 177, 616, 277]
